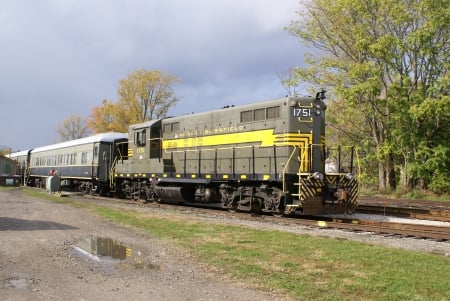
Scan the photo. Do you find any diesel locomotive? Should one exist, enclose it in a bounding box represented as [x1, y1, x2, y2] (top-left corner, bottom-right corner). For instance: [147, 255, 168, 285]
[113, 91, 359, 215]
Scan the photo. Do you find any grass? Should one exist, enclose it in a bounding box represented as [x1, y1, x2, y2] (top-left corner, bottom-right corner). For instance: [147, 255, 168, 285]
[20, 188, 450, 300]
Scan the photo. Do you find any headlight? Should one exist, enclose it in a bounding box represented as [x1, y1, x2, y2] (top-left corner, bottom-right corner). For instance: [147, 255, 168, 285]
[313, 172, 323, 181]
[345, 173, 353, 180]
[314, 104, 321, 115]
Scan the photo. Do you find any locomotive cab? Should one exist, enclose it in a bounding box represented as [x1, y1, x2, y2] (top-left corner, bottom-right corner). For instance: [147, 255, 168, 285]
[114, 119, 165, 200]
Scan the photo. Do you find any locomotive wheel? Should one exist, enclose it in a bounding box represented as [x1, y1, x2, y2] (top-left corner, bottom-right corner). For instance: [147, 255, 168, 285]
[345, 201, 357, 214]
[98, 188, 107, 197]
[227, 196, 239, 212]
[270, 195, 286, 217]
[228, 203, 238, 212]
[145, 191, 157, 203]
[250, 199, 262, 214]
[271, 209, 285, 217]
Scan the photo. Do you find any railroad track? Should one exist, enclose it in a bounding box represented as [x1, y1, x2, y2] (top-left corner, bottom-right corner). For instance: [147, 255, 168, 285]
[356, 196, 450, 223]
[282, 217, 450, 241]
[49, 189, 450, 241]
[356, 204, 450, 222]
[120, 199, 450, 241]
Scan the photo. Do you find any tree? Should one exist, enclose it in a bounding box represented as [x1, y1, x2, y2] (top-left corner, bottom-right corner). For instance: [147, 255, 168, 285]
[87, 99, 117, 132]
[286, 0, 449, 192]
[119, 69, 180, 121]
[277, 68, 302, 96]
[88, 69, 180, 133]
[56, 114, 91, 141]
[0, 147, 11, 156]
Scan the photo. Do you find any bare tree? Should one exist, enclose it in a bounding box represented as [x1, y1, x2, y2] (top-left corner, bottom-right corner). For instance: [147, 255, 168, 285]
[56, 114, 91, 141]
[277, 67, 301, 96]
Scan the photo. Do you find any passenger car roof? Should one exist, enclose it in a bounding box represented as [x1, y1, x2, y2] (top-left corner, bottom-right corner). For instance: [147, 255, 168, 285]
[31, 132, 127, 153]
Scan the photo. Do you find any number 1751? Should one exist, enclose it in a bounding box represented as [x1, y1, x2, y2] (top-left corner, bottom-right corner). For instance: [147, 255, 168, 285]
[292, 108, 311, 117]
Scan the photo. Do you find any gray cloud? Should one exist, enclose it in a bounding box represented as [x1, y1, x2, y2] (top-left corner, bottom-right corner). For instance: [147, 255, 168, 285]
[0, 0, 305, 151]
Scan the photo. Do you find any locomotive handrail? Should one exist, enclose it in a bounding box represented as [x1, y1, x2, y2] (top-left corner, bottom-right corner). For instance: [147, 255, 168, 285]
[282, 146, 299, 194]
[109, 156, 119, 188]
[296, 145, 310, 199]
[117, 141, 129, 160]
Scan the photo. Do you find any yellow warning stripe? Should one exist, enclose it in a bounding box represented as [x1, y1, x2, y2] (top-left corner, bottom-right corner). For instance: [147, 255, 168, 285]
[162, 130, 312, 149]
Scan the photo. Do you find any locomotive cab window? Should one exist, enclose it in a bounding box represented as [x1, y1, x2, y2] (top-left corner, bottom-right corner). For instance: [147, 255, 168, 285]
[163, 122, 180, 133]
[163, 123, 171, 133]
[171, 122, 180, 132]
[149, 127, 162, 159]
[134, 130, 146, 146]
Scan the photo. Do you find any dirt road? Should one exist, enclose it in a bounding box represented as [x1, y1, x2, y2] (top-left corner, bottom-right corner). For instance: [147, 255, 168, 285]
[0, 189, 282, 301]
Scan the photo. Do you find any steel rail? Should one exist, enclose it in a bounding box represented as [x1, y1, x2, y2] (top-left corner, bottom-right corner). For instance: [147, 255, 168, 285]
[287, 217, 450, 241]
[356, 204, 450, 222]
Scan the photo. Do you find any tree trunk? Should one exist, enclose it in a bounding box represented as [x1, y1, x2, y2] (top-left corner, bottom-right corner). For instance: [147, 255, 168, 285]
[378, 153, 396, 191]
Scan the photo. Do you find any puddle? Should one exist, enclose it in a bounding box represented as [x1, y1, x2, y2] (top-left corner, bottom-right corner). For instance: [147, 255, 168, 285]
[73, 236, 159, 271]
[4, 277, 32, 290]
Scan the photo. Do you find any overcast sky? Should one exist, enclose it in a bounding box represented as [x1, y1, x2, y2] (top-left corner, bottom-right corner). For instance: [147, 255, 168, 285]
[0, 0, 307, 151]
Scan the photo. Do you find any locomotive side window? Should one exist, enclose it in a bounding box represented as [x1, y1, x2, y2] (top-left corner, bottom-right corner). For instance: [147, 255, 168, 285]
[241, 110, 253, 122]
[254, 108, 265, 121]
[267, 106, 280, 119]
[241, 106, 280, 123]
